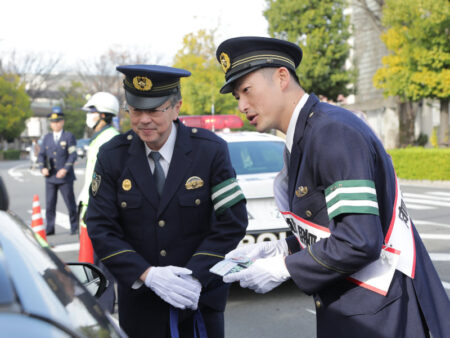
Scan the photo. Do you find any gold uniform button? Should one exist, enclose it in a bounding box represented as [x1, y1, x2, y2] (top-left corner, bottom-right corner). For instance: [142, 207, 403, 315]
[160, 250, 167, 257]
[192, 128, 198, 133]
[195, 199, 201, 206]
[121, 201, 127, 208]
[53, 152, 57, 155]
[305, 210, 312, 218]
[315, 300, 321, 308]
[158, 220, 165, 227]
[127, 134, 133, 140]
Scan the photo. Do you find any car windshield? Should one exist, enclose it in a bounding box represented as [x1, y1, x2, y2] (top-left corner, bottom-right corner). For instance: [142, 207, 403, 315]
[227, 141, 284, 175]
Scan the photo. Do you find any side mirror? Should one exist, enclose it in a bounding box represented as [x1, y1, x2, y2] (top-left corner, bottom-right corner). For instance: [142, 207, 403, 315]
[67, 262, 108, 298]
[0, 177, 9, 211]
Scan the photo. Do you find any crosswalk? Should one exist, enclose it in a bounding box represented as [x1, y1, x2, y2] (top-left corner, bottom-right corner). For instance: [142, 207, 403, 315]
[403, 191, 450, 210]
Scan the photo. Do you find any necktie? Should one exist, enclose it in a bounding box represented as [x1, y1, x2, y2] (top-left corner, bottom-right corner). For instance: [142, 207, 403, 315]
[149, 152, 165, 196]
[54, 135, 59, 143]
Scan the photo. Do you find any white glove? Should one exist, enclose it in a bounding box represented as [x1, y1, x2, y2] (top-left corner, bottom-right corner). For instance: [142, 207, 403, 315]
[145, 266, 201, 309]
[225, 239, 289, 261]
[223, 255, 290, 293]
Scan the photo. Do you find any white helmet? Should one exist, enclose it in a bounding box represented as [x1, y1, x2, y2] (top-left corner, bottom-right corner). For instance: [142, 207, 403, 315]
[83, 92, 119, 116]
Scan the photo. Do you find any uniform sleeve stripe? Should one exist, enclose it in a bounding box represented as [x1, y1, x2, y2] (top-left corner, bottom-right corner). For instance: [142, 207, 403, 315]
[328, 205, 379, 220]
[325, 180, 375, 195]
[101, 249, 136, 261]
[212, 178, 238, 196]
[214, 189, 245, 214]
[193, 252, 225, 259]
[211, 178, 245, 215]
[325, 180, 379, 219]
[325, 187, 377, 203]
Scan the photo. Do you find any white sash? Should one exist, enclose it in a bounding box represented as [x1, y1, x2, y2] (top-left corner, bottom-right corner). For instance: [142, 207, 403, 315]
[275, 164, 415, 295]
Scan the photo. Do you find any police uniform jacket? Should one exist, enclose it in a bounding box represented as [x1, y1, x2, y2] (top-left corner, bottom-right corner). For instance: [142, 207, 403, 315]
[283, 94, 450, 338]
[37, 130, 77, 184]
[86, 120, 247, 337]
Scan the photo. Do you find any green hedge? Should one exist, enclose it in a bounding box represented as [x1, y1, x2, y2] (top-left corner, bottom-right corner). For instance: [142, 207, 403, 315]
[0, 150, 21, 160]
[387, 147, 450, 181]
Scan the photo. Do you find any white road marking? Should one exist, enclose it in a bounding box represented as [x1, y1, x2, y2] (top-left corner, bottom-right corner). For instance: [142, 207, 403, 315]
[428, 253, 450, 261]
[443, 281, 450, 290]
[403, 203, 435, 210]
[8, 164, 27, 182]
[404, 192, 450, 202]
[427, 192, 450, 198]
[420, 234, 450, 240]
[414, 220, 450, 229]
[404, 197, 450, 208]
[52, 242, 80, 252]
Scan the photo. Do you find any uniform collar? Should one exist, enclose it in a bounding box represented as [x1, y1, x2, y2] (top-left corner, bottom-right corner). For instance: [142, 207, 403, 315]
[145, 122, 177, 164]
[285, 93, 309, 153]
[53, 130, 63, 139]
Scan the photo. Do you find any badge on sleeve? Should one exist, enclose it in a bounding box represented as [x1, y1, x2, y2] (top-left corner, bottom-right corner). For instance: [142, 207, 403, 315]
[91, 172, 101, 197]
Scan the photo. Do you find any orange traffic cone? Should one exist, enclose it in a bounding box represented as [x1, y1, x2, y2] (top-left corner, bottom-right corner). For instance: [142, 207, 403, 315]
[31, 194, 47, 242]
[78, 205, 94, 264]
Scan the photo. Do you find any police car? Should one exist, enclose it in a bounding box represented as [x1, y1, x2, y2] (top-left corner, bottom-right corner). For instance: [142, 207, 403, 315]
[179, 115, 290, 245]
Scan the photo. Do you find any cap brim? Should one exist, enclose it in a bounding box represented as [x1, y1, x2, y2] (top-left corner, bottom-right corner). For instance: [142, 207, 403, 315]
[125, 91, 170, 110]
[220, 66, 263, 94]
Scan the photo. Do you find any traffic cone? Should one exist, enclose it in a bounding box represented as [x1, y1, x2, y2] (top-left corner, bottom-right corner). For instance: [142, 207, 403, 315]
[31, 194, 47, 242]
[78, 205, 94, 264]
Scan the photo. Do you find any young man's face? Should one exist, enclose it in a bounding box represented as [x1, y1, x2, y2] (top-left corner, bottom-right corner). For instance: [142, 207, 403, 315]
[128, 99, 181, 151]
[232, 68, 283, 132]
[50, 120, 64, 132]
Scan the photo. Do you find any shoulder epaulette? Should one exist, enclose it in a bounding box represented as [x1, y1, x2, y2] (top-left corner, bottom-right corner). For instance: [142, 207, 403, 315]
[189, 127, 224, 144]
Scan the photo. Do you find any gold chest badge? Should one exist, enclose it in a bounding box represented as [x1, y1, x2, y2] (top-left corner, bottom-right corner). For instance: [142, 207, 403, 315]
[295, 186, 308, 197]
[185, 176, 204, 190]
[122, 179, 132, 191]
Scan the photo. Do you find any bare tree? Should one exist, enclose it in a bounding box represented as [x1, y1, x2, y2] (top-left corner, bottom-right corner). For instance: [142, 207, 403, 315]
[0, 50, 63, 100]
[77, 45, 162, 103]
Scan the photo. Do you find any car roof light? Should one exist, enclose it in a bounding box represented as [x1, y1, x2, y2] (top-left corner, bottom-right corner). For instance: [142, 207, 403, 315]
[179, 115, 243, 131]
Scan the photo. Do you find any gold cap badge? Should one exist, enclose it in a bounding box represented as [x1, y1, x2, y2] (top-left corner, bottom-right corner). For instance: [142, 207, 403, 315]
[133, 76, 153, 91]
[185, 176, 204, 190]
[50, 113, 59, 119]
[122, 179, 132, 191]
[295, 186, 308, 197]
[219, 52, 231, 73]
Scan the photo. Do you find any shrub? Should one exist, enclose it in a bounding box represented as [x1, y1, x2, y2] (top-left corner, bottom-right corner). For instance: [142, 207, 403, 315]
[0, 150, 21, 160]
[388, 147, 450, 180]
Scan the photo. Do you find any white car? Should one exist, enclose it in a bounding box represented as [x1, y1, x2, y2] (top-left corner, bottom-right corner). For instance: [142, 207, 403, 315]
[219, 131, 290, 245]
[179, 115, 291, 245]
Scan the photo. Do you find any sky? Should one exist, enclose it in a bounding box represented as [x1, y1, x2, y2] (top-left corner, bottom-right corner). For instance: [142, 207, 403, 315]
[1, 0, 269, 70]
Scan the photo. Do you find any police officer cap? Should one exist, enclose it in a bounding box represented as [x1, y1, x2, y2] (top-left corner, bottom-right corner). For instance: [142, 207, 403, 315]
[216, 36, 303, 94]
[47, 106, 64, 121]
[116, 65, 191, 110]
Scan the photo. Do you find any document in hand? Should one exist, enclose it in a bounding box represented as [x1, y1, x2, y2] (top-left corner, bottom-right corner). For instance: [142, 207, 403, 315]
[209, 257, 253, 277]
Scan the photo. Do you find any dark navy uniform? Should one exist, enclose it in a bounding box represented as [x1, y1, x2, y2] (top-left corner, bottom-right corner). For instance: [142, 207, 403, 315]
[37, 111, 78, 235]
[283, 93, 450, 338]
[87, 121, 247, 338]
[216, 37, 450, 338]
